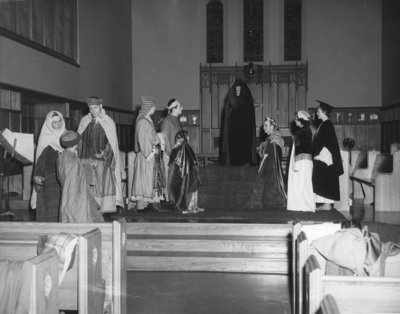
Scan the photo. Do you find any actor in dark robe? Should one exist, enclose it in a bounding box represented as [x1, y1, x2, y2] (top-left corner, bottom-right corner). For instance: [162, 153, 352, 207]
[312, 100, 344, 209]
[78, 96, 123, 213]
[168, 130, 202, 213]
[32, 110, 65, 221]
[57, 131, 104, 223]
[33, 146, 61, 221]
[220, 78, 257, 166]
[244, 117, 286, 210]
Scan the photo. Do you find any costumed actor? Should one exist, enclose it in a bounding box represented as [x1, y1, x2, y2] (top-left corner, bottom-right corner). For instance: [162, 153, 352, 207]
[287, 110, 315, 212]
[131, 96, 167, 212]
[244, 117, 286, 209]
[57, 131, 104, 223]
[220, 78, 257, 166]
[312, 100, 344, 210]
[31, 111, 66, 221]
[160, 98, 183, 202]
[168, 130, 204, 214]
[77, 96, 123, 213]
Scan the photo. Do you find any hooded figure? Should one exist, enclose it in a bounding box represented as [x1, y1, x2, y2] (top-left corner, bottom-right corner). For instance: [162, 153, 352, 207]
[220, 78, 257, 166]
[31, 111, 66, 221]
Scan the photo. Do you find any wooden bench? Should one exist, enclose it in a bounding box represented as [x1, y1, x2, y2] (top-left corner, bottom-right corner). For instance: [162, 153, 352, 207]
[350, 149, 379, 204]
[318, 294, 341, 314]
[127, 222, 292, 274]
[350, 153, 393, 221]
[0, 219, 127, 314]
[0, 249, 59, 314]
[0, 228, 103, 314]
[305, 254, 400, 314]
[292, 222, 343, 314]
[375, 150, 400, 213]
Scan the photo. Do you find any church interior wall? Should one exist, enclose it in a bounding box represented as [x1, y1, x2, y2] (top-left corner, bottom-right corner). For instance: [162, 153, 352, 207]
[132, 0, 383, 111]
[0, 0, 132, 110]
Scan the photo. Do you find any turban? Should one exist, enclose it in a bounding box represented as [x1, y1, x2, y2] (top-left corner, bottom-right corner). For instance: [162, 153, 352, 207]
[297, 110, 310, 121]
[167, 98, 179, 110]
[60, 131, 81, 148]
[87, 96, 103, 106]
[139, 96, 155, 116]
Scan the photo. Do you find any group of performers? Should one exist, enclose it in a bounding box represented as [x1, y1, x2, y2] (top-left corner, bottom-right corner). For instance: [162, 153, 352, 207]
[31, 95, 203, 223]
[130, 96, 203, 214]
[31, 81, 343, 222]
[231, 100, 343, 212]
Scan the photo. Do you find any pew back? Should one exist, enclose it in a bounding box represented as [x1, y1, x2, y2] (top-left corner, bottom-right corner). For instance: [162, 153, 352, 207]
[305, 254, 400, 314]
[0, 219, 127, 314]
[0, 228, 103, 314]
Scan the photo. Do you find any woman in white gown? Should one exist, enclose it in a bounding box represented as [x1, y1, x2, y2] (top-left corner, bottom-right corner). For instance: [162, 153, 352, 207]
[287, 111, 315, 212]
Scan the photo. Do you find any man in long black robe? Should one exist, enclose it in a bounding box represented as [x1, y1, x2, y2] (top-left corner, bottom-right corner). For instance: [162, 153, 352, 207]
[312, 100, 344, 209]
[220, 79, 257, 166]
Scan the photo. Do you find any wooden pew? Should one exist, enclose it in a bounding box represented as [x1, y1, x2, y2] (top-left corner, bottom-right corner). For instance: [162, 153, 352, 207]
[292, 222, 342, 314]
[375, 150, 400, 213]
[0, 249, 59, 314]
[390, 142, 400, 154]
[335, 150, 350, 212]
[350, 152, 393, 221]
[0, 228, 103, 314]
[350, 149, 379, 204]
[127, 222, 292, 274]
[305, 254, 400, 314]
[0, 219, 127, 314]
[318, 294, 341, 314]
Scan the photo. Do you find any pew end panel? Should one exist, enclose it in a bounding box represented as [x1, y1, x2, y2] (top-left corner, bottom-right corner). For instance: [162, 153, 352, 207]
[78, 228, 105, 314]
[0, 226, 104, 314]
[28, 249, 59, 314]
[0, 248, 59, 314]
[352, 150, 379, 202]
[112, 218, 127, 314]
[318, 294, 341, 314]
[0, 219, 128, 314]
[375, 151, 400, 213]
[335, 150, 351, 212]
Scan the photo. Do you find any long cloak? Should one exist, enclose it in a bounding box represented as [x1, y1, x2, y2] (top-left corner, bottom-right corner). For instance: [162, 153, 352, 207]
[78, 110, 123, 209]
[220, 79, 257, 166]
[312, 119, 344, 201]
[168, 133, 201, 211]
[33, 146, 61, 221]
[244, 132, 286, 209]
[131, 116, 158, 200]
[57, 150, 104, 223]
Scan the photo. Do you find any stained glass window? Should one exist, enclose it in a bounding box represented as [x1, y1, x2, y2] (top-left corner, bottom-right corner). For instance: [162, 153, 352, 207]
[0, 0, 78, 64]
[244, 0, 263, 62]
[207, 0, 223, 63]
[284, 0, 302, 61]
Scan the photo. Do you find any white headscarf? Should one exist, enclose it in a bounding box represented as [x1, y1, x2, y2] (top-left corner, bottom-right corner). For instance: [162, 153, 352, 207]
[35, 111, 66, 162]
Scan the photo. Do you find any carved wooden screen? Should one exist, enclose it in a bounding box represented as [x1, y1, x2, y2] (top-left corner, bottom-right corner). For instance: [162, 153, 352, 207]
[199, 63, 308, 157]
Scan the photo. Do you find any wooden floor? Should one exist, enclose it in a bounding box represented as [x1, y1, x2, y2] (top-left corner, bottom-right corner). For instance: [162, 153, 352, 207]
[128, 272, 291, 314]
